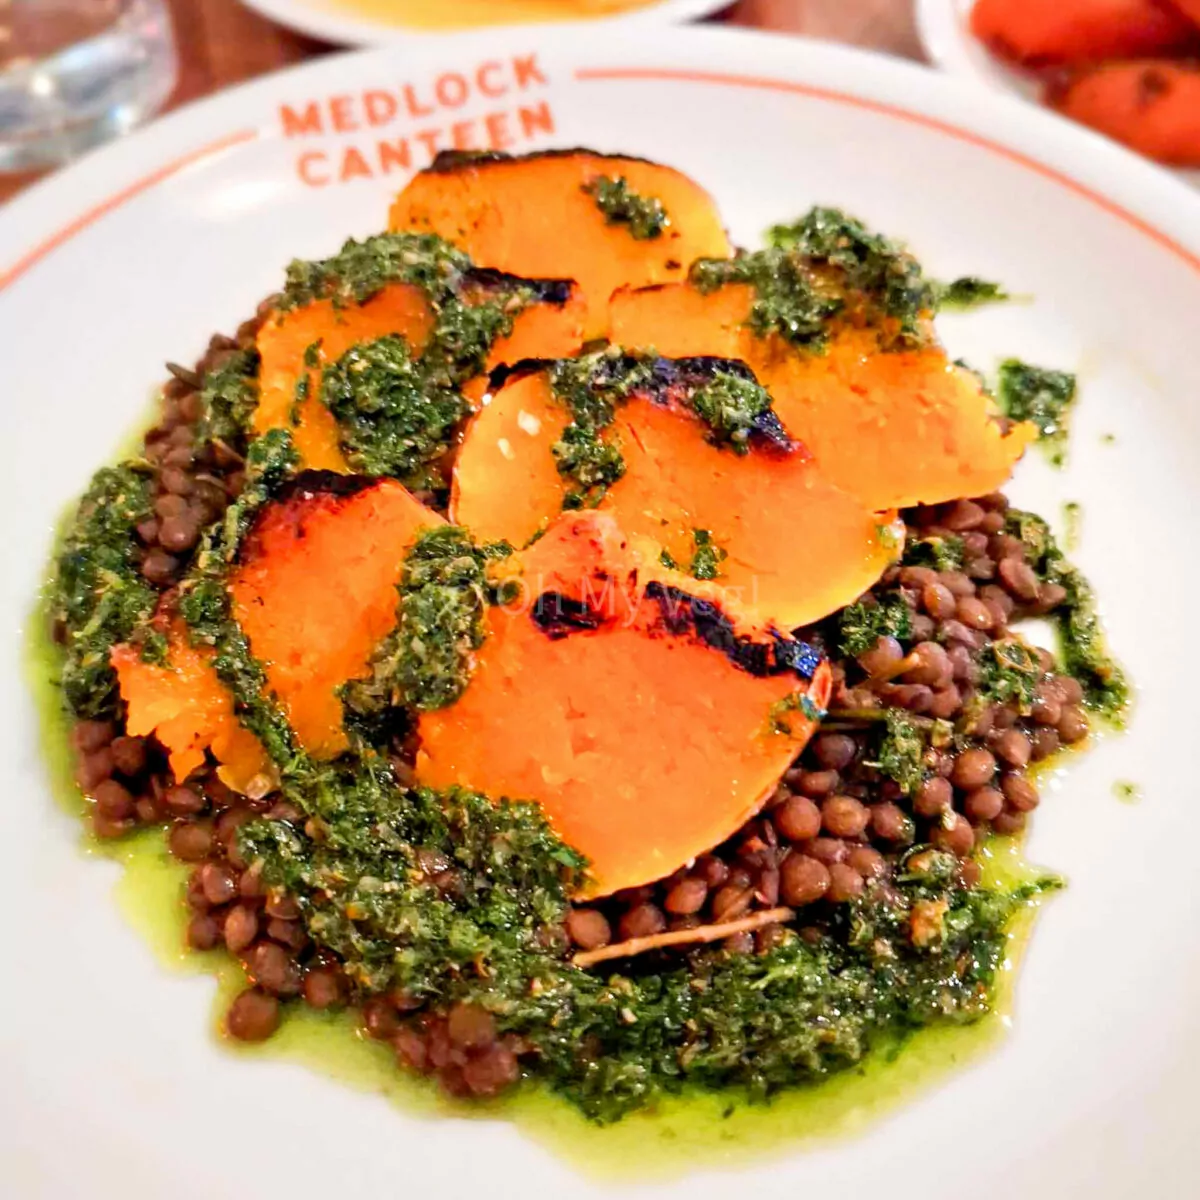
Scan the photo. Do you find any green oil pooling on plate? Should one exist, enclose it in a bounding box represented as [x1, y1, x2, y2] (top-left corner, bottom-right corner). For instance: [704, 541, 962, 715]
[27, 587, 1056, 1178]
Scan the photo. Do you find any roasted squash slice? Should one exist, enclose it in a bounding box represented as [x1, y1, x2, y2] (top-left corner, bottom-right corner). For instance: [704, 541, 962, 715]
[608, 281, 1035, 511]
[114, 474, 443, 785]
[452, 355, 897, 632]
[228, 473, 443, 758]
[388, 150, 733, 338]
[416, 511, 831, 897]
[256, 271, 585, 473]
[112, 625, 275, 795]
[256, 283, 433, 472]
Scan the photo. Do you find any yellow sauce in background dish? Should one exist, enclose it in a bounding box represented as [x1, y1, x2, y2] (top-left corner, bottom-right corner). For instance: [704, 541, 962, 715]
[326, 0, 662, 30]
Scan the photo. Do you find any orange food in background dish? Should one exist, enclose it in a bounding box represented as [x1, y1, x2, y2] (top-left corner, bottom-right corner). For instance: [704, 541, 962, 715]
[1051, 59, 1200, 165]
[969, 0, 1200, 164]
[970, 0, 1194, 66]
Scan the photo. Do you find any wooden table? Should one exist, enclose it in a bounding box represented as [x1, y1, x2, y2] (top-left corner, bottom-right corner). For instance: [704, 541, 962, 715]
[0, 0, 924, 203]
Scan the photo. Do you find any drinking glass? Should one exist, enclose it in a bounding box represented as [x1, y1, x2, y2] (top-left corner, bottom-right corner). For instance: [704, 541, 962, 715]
[0, 0, 178, 173]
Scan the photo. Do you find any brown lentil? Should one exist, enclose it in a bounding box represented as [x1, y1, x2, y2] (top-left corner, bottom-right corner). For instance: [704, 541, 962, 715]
[994, 729, 1032, 768]
[92, 779, 135, 821]
[964, 787, 1005, 823]
[710, 885, 754, 922]
[956, 596, 995, 630]
[821, 794, 870, 838]
[619, 902, 667, 940]
[859, 636, 904, 676]
[1058, 706, 1089, 744]
[847, 846, 886, 879]
[780, 855, 830, 906]
[951, 748, 997, 791]
[199, 861, 238, 906]
[870, 803, 914, 843]
[164, 784, 205, 815]
[932, 813, 975, 856]
[109, 736, 147, 777]
[921, 582, 957, 620]
[462, 1046, 520, 1096]
[992, 810, 1027, 836]
[773, 794, 822, 842]
[226, 989, 280, 1042]
[915, 776, 953, 817]
[223, 905, 259, 954]
[168, 820, 213, 862]
[1001, 773, 1040, 812]
[663, 876, 708, 915]
[186, 914, 221, 951]
[827, 862, 865, 902]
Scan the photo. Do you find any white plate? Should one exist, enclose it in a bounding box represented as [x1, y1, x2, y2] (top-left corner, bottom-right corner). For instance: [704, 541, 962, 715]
[240, 0, 733, 45]
[2, 24, 1200, 1200]
[916, 0, 1200, 187]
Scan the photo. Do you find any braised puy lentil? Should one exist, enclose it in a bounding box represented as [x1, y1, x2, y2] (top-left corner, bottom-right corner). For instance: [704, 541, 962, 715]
[42, 162, 1125, 1129]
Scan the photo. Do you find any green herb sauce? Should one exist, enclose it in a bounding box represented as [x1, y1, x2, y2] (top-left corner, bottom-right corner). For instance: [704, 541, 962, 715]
[196, 348, 259, 446]
[903, 533, 965, 572]
[688, 369, 776, 454]
[19, 625, 1064, 1172]
[872, 710, 927, 798]
[320, 335, 470, 485]
[546, 350, 787, 509]
[766, 207, 934, 347]
[934, 277, 1010, 311]
[688, 529, 726, 580]
[1063, 501, 1082, 552]
[1005, 508, 1129, 721]
[49, 464, 165, 719]
[282, 232, 567, 492]
[582, 175, 670, 240]
[997, 359, 1078, 468]
[342, 525, 510, 735]
[975, 638, 1041, 715]
[838, 594, 912, 657]
[1112, 780, 1141, 804]
[690, 250, 842, 351]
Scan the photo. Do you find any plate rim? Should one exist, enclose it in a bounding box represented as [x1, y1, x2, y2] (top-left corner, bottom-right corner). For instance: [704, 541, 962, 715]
[3, 25, 1200, 300]
[236, 0, 735, 47]
[4, 22, 1200, 1193]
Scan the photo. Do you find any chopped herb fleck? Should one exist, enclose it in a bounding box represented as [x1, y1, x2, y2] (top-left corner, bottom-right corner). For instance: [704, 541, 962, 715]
[872, 709, 926, 796]
[933, 277, 1009, 311]
[1112, 780, 1141, 804]
[341, 526, 510, 737]
[997, 359, 1077, 467]
[50, 464, 164, 718]
[767, 207, 935, 347]
[1062, 501, 1082, 552]
[688, 528, 726, 580]
[976, 638, 1041, 714]
[582, 175, 669, 240]
[839, 594, 912, 657]
[1005, 508, 1128, 721]
[903, 533, 964, 572]
[768, 689, 827, 735]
